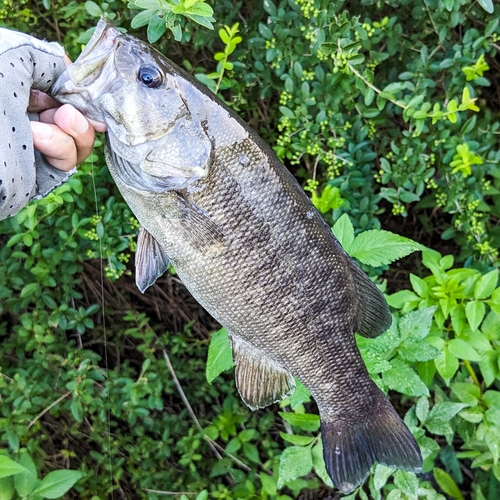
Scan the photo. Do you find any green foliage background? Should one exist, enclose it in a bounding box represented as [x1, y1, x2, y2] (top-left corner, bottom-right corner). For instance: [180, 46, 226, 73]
[0, 0, 499, 498]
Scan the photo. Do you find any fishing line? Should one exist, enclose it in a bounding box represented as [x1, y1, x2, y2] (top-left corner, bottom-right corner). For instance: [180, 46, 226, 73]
[90, 150, 114, 498]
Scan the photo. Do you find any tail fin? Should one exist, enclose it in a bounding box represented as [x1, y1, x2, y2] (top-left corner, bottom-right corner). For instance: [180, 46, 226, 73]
[321, 395, 422, 494]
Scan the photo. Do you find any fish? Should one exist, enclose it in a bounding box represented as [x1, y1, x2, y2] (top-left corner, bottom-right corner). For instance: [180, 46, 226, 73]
[51, 19, 422, 493]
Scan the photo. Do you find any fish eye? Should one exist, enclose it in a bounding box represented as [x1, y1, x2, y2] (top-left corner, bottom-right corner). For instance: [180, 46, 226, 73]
[138, 65, 163, 88]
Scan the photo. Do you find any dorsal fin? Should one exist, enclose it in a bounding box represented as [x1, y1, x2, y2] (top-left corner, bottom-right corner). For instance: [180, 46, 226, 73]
[348, 260, 392, 338]
[135, 227, 170, 293]
[230, 333, 296, 410]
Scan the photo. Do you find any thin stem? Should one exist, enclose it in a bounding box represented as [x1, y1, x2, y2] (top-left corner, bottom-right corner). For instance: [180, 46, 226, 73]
[463, 360, 481, 390]
[27, 391, 71, 429]
[347, 63, 408, 110]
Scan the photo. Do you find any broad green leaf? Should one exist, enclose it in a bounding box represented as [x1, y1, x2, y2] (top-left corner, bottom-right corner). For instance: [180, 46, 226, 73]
[85, 0, 102, 17]
[147, 14, 167, 44]
[394, 470, 418, 496]
[450, 382, 480, 406]
[477, 0, 494, 14]
[243, 442, 260, 463]
[260, 471, 277, 495]
[14, 452, 38, 497]
[434, 347, 459, 383]
[474, 270, 498, 299]
[398, 338, 440, 362]
[386, 290, 419, 310]
[311, 440, 334, 487]
[465, 301, 485, 331]
[382, 359, 429, 396]
[447, 338, 482, 362]
[277, 446, 313, 489]
[429, 402, 469, 422]
[289, 379, 311, 408]
[398, 307, 436, 340]
[416, 397, 430, 423]
[31, 470, 84, 499]
[0, 476, 14, 500]
[206, 328, 234, 383]
[131, 9, 156, 28]
[0, 457, 28, 479]
[278, 412, 320, 432]
[349, 230, 422, 267]
[409, 274, 429, 298]
[433, 468, 464, 500]
[373, 464, 394, 490]
[279, 106, 295, 119]
[332, 213, 354, 253]
[279, 432, 315, 446]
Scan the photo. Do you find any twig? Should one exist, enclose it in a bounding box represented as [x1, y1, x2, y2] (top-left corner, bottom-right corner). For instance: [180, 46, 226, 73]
[27, 391, 71, 429]
[160, 348, 223, 461]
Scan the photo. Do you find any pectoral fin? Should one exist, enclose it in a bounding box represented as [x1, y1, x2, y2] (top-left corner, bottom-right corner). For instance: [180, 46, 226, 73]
[135, 227, 171, 293]
[230, 334, 296, 410]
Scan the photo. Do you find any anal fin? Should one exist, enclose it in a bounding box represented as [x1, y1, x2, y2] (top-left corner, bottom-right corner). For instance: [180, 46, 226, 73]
[230, 334, 295, 410]
[135, 227, 171, 293]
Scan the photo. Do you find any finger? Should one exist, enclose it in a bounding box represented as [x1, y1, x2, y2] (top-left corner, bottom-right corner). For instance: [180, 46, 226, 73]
[41, 104, 96, 165]
[30, 121, 77, 171]
[28, 89, 61, 112]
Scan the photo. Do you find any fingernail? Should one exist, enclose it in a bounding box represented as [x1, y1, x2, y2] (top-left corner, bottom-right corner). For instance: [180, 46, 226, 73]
[72, 110, 89, 134]
[32, 122, 54, 141]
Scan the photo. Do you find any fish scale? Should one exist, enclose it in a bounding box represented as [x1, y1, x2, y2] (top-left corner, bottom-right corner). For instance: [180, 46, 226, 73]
[51, 19, 422, 494]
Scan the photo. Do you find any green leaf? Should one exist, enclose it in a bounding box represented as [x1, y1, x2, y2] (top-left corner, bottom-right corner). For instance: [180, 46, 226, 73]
[20, 282, 39, 298]
[85, 0, 102, 17]
[434, 346, 459, 383]
[279, 106, 295, 118]
[433, 468, 464, 500]
[447, 338, 482, 362]
[477, 0, 494, 13]
[382, 359, 429, 396]
[289, 379, 310, 408]
[280, 432, 315, 446]
[311, 440, 333, 487]
[147, 14, 167, 44]
[398, 307, 436, 340]
[278, 412, 320, 432]
[332, 213, 354, 253]
[465, 301, 486, 331]
[131, 9, 156, 29]
[277, 446, 313, 489]
[0, 476, 14, 500]
[475, 270, 498, 299]
[450, 382, 480, 406]
[206, 328, 234, 383]
[14, 452, 38, 497]
[349, 230, 422, 267]
[31, 470, 84, 499]
[394, 470, 418, 496]
[0, 457, 28, 479]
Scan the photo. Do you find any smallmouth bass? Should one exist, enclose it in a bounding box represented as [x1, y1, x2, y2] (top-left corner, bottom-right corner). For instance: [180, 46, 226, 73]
[52, 20, 422, 493]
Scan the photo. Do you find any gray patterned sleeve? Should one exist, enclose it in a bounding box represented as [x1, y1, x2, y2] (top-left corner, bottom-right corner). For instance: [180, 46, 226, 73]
[0, 29, 73, 221]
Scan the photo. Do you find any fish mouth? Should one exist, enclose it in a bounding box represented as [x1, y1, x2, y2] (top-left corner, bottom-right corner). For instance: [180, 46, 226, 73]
[51, 18, 120, 111]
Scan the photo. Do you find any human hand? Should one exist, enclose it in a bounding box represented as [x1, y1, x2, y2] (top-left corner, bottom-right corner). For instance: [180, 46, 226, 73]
[30, 91, 107, 171]
[0, 29, 106, 220]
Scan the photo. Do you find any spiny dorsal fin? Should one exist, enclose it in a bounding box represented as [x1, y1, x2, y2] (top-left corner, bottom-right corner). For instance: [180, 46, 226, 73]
[135, 227, 170, 293]
[230, 333, 296, 410]
[348, 260, 392, 338]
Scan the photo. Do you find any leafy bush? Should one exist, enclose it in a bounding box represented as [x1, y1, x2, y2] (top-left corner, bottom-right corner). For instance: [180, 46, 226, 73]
[0, 0, 499, 498]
